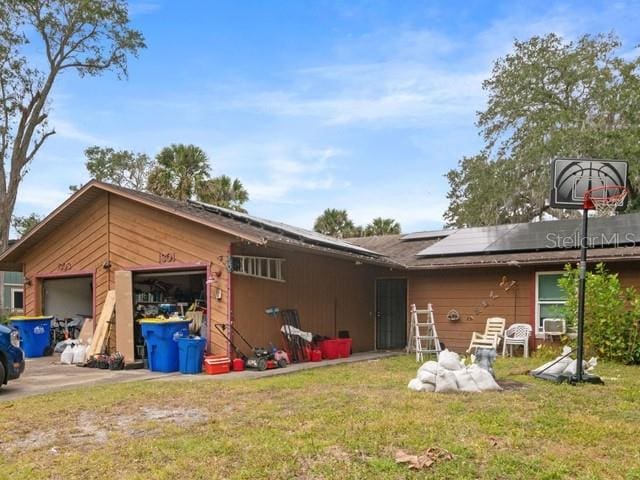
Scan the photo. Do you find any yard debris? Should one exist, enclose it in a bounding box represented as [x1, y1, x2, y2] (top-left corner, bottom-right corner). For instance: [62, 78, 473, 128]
[394, 447, 454, 470]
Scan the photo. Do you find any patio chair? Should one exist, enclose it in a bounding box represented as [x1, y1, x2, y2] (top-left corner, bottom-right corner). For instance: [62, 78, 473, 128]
[467, 317, 506, 353]
[502, 323, 532, 357]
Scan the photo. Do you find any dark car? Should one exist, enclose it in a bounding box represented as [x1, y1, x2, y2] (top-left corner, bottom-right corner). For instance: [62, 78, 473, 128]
[0, 323, 25, 388]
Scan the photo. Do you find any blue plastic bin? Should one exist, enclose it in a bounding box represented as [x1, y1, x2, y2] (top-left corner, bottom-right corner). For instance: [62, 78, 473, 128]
[139, 319, 190, 372]
[177, 336, 207, 374]
[10, 316, 53, 358]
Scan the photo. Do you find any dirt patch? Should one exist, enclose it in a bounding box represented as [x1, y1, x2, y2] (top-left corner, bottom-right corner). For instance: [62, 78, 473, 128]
[497, 379, 528, 391]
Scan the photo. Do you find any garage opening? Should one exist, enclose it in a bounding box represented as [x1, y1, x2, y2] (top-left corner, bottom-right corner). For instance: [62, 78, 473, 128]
[132, 269, 207, 360]
[42, 276, 94, 340]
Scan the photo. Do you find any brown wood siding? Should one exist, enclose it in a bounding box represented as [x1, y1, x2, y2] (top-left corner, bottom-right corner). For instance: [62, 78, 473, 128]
[23, 191, 110, 318]
[231, 244, 380, 352]
[407, 268, 532, 353]
[107, 195, 233, 354]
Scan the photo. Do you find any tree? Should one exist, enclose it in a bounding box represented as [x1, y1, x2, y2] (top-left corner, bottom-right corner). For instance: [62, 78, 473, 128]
[0, 1, 145, 250]
[11, 212, 42, 238]
[197, 175, 249, 213]
[364, 217, 401, 236]
[147, 144, 210, 201]
[82, 146, 153, 190]
[444, 33, 640, 227]
[313, 208, 359, 238]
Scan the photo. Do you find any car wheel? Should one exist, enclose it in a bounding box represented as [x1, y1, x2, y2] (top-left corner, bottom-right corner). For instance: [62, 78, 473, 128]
[0, 361, 5, 388]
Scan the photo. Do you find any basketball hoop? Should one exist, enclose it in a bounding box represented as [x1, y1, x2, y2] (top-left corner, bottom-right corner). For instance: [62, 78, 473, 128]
[584, 185, 628, 216]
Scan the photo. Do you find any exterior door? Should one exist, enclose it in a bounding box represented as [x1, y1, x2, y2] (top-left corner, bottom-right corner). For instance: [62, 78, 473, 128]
[376, 279, 407, 349]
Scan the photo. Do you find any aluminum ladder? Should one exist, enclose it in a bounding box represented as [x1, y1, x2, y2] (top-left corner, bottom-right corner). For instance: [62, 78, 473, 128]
[407, 303, 441, 362]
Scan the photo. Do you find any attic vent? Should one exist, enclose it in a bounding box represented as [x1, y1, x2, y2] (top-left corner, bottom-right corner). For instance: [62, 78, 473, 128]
[230, 255, 285, 282]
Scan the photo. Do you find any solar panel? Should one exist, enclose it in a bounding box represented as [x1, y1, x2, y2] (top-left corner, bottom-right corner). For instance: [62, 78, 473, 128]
[416, 224, 518, 256]
[401, 229, 454, 241]
[188, 200, 380, 256]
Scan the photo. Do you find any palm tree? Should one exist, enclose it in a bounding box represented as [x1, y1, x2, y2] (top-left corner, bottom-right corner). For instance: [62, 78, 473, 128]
[313, 208, 358, 238]
[364, 217, 401, 236]
[147, 144, 210, 200]
[197, 175, 249, 213]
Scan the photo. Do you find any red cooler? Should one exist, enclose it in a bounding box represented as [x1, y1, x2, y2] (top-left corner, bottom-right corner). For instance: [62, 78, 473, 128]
[319, 339, 339, 360]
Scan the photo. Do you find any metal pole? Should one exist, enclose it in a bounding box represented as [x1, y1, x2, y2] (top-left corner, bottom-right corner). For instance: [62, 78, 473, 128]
[575, 207, 589, 382]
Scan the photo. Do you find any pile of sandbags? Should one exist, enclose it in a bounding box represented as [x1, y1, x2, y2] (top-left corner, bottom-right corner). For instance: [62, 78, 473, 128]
[408, 349, 502, 393]
[531, 346, 597, 377]
[60, 341, 88, 365]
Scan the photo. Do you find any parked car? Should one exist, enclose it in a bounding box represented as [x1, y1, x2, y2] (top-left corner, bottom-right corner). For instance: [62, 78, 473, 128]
[0, 323, 25, 388]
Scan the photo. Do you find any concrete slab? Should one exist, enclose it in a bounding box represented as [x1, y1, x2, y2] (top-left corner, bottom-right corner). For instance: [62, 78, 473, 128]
[0, 351, 400, 402]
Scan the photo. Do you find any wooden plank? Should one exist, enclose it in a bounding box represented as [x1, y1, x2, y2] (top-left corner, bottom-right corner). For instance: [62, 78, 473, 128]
[115, 271, 135, 363]
[78, 317, 94, 344]
[87, 290, 116, 357]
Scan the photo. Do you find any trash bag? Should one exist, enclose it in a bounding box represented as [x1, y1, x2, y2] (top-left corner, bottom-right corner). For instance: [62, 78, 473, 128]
[438, 349, 463, 371]
[72, 343, 87, 364]
[61, 344, 75, 365]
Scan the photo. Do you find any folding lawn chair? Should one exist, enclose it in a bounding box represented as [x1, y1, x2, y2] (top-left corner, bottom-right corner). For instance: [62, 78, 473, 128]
[467, 317, 506, 353]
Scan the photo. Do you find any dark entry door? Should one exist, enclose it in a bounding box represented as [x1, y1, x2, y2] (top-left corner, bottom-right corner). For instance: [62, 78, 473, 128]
[376, 279, 407, 349]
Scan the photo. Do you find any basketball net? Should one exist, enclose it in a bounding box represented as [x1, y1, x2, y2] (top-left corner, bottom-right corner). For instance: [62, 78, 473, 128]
[584, 185, 628, 217]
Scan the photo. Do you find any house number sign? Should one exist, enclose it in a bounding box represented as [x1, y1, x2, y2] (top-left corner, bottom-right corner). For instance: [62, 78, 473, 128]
[159, 252, 176, 263]
[57, 262, 72, 272]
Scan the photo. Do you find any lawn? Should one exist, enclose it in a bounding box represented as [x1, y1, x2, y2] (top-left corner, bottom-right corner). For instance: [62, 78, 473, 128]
[1, 355, 639, 480]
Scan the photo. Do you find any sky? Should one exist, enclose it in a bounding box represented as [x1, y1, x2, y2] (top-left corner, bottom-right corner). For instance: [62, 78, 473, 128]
[14, 0, 640, 234]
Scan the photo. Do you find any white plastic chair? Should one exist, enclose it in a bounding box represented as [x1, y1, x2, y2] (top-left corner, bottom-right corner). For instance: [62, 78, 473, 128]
[502, 323, 532, 357]
[467, 317, 506, 353]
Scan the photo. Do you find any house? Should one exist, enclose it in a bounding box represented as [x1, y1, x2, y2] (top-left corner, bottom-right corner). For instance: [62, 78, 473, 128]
[0, 179, 638, 359]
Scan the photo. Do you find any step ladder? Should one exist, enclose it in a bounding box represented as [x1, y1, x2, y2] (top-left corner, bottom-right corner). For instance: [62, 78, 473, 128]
[406, 303, 441, 363]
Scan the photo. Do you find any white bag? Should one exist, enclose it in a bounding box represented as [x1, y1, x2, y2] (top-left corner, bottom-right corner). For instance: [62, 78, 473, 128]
[72, 344, 87, 364]
[468, 365, 502, 391]
[61, 345, 75, 365]
[434, 368, 459, 393]
[417, 370, 437, 385]
[453, 369, 481, 393]
[563, 357, 598, 375]
[532, 356, 572, 375]
[408, 378, 435, 392]
[438, 349, 463, 371]
[417, 360, 439, 375]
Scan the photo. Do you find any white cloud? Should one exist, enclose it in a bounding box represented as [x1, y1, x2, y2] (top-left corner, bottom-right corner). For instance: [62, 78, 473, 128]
[15, 185, 69, 211]
[50, 117, 105, 145]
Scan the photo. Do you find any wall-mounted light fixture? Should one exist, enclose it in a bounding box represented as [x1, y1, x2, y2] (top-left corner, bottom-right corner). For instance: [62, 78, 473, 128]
[103, 260, 112, 269]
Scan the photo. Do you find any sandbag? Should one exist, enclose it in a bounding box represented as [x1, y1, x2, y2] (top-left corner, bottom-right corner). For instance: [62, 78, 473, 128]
[61, 345, 75, 365]
[438, 349, 463, 371]
[531, 356, 572, 375]
[72, 343, 87, 364]
[434, 368, 459, 393]
[417, 360, 439, 375]
[453, 369, 481, 393]
[468, 365, 502, 391]
[563, 357, 598, 375]
[408, 378, 435, 392]
[417, 370, 436, 385]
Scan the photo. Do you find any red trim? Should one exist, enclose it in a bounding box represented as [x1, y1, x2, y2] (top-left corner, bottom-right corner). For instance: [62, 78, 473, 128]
[529, 270, 537, 350]
[227, 244, 233, 358]
[34, 270, 96, 320]
[124, 262, 209, 273]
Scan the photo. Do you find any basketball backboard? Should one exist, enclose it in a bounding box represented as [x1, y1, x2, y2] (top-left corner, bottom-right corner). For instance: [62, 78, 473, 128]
[550, 158, 628, 210]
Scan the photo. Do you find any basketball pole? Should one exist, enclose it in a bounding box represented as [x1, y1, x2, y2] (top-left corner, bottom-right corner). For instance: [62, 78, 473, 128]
[575, 206, 589, 383]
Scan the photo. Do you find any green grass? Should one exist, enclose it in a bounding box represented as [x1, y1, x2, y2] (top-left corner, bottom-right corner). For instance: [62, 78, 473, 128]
[1, 356, 639, 479]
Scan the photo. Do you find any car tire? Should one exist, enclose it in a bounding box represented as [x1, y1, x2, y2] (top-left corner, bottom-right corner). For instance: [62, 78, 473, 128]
[0, 360, 5, 388]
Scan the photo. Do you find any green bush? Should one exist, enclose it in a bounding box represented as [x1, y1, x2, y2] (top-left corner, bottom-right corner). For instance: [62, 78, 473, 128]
[559, 262, 640, 363]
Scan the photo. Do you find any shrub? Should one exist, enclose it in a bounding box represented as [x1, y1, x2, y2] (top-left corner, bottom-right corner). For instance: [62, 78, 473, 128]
[559, 262, 640, 363]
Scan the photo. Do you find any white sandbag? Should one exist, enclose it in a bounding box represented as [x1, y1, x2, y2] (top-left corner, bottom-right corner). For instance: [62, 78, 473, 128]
[531, 356, 572, 375]
[417, 360, 439, 375]
[417, 369, 436, 385]
[60, 344, 75, 365]
[438, 349, 463, 371]
[72, 343, 87, 364]
[434, 368, 459, 393]
[453, 369, 481, 393]
[408, 378, 435, 392]
[468, 365, 502, 391]
[563, 357, 598, 375]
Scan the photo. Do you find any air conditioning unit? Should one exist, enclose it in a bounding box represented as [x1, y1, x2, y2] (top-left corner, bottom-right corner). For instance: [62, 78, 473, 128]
[542, 318, 566, 336]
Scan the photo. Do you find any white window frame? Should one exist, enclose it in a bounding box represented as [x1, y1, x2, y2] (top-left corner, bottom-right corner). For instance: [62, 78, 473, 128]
[231, 255, 285, 282]
[535, 271, 566, 337]
[10, 287, 24, 311]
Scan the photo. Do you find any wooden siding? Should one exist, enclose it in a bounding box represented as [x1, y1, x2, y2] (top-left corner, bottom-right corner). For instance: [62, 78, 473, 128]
[407, 268, 533, 353]
[231, 244, 381, 352]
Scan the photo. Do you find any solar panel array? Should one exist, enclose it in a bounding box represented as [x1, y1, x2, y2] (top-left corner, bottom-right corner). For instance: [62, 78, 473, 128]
[400, 229, 454, 241]
[416, 214, 640, 257]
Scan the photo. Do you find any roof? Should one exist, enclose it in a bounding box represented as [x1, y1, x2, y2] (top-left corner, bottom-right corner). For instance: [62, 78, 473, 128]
[0, 181, 398, 270]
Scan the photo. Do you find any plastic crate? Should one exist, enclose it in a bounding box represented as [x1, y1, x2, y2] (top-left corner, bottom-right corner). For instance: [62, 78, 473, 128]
[319, 339, 340, 360]
[336, 338, 352, 358]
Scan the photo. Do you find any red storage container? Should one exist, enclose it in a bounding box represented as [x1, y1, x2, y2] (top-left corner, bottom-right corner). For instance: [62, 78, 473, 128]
[310, 349, 322, 362]
[319, 339, 339, 360]
[232, 357, 245, 371]
[337, 338, 352, 358]
[204, 355, 230, 375]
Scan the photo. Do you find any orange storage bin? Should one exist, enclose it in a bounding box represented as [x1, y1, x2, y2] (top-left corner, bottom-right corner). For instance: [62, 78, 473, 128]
[204, 355, 230, 375]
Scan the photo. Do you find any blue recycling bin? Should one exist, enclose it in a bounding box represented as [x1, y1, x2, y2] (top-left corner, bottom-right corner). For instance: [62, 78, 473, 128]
[10, 316, 53, 358]
[177, 336, 207, 374]
[139, 318, 190, 372]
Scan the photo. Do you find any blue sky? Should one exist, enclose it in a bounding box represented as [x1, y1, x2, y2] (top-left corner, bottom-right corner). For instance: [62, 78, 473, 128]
[15, 0, 640, 233]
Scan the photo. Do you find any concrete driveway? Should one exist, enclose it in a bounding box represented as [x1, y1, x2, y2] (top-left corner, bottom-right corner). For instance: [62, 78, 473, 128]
[1, 351, 399, 402]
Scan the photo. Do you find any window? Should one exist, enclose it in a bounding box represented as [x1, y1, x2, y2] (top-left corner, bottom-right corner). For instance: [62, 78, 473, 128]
[230, 255, 285, 282]
[11, 288, 24, 311]
[535, 272, 566, 335]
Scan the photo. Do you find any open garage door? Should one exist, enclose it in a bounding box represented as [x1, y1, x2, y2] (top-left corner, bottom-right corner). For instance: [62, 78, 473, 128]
[43, 276, 93, 319]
